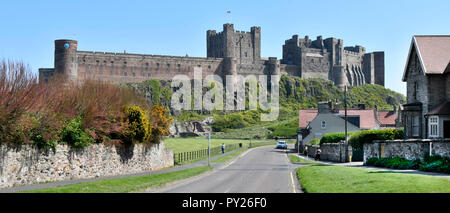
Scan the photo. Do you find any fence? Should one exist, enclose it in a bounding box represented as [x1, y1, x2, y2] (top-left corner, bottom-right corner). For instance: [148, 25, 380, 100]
[174, 143, 241, 165]
[173, 141, 278, 165]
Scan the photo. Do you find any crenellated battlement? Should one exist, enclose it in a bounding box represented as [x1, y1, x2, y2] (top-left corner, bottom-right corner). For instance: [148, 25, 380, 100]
[39, 23, 384, 89]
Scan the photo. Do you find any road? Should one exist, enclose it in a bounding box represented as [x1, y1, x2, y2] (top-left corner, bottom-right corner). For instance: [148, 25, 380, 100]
[148, 145, 301, 193]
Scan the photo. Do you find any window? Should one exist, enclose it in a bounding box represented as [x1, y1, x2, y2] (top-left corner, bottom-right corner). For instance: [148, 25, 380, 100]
[124, 72, 127, 77]
[429, 116, 439, 137]
[147, 73, 151, 78]
[413, 82, 419, 100]
[321, 121, 326, 129]
[132, 72, 135, 77]
[412, 115, 420, 137]
[244, 52, 248, 57]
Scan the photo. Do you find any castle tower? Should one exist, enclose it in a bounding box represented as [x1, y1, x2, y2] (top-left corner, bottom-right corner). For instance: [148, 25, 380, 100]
[54, 39, 78, 81]
[207, 23, 261, 64]
[333, 65, 347, 89]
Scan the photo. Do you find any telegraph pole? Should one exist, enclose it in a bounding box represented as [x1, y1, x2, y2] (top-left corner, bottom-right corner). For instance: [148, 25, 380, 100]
[344, 85, 349, 162]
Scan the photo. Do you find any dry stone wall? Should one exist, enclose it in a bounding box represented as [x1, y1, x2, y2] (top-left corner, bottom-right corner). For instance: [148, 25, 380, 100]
[363, 139, 450, 163]
[0, 142, 173, 189]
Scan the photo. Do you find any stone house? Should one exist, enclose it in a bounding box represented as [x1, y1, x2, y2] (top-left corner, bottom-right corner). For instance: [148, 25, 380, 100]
[298, 102, 400, 146]
[401, 35, 450, 139]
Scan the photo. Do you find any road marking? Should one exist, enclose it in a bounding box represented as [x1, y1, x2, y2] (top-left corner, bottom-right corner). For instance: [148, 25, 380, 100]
[290, 170, 297, 193]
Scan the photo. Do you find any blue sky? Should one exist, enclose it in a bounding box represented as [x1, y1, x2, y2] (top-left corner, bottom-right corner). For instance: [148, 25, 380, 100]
[1, 0, 449, 95]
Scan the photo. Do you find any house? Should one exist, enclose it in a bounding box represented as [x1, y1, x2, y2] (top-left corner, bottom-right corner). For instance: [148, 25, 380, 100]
[401, 35, 450, 139]
[298, 102, 398, 146]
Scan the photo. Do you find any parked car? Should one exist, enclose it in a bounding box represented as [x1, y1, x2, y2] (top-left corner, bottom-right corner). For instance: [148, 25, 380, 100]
[276, 141, 287, 149]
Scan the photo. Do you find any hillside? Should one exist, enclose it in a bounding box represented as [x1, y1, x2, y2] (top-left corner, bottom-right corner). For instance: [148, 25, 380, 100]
[125, 75, 406, 138]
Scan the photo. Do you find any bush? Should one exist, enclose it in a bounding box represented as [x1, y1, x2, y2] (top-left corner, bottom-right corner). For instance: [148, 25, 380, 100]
[365, 157, 420, 170]
[320, 132, 357, 145]
[349, 128, 404, 150]
[309, 139, 320, 145]
[148, 105, 172, 144]
[420, 155, 450, 174]
[61, 116, 94, 148]
[122, 105, 151, 144]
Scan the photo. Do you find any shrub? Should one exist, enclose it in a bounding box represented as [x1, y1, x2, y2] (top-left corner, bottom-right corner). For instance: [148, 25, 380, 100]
[309, 139, 320, 145]
[349, 128, 404, 150]
[365, 157, 420, 170]
[61, 116, 94, 148]
[320, 132, 357, 145]
[122, 105, 151, 144]
[420, 155, 450, 174]
[148, 105, 172, 144]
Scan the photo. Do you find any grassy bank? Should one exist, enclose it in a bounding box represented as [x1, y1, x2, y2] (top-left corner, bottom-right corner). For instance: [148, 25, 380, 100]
[288, 154, 318, 164]
[22, 166, 211, 193]
[297, 165, 450, 193]
[164, 137, 274, 153]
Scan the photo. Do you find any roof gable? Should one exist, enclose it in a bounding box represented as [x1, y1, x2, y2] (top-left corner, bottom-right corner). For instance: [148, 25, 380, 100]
[403, 36, 450, 81]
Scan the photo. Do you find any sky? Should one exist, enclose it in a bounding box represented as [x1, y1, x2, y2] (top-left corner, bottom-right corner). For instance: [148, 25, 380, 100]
[1, 0, 450, 95]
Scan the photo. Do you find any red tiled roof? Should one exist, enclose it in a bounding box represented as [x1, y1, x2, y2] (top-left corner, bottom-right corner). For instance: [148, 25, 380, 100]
[377, 111, 398, 126]
[427, 101, 450, 115]
[336, 109, 379, 129]
[298, 109, 318, 128]
[298, 108, 379, 129]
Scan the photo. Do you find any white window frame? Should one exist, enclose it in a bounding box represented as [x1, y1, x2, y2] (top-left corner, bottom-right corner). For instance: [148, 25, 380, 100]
[429, 116, 439, 137]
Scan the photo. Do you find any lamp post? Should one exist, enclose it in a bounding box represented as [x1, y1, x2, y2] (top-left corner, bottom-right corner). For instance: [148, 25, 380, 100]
[206, 132, 211, 167]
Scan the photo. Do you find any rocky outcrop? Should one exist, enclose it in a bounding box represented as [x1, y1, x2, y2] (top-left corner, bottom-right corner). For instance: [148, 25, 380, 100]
[170, 117, 214, 137]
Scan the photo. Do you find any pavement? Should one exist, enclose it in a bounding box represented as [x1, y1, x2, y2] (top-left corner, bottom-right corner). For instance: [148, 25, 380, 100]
[146, 144, 303, 193]
[0, 147, 246, 193]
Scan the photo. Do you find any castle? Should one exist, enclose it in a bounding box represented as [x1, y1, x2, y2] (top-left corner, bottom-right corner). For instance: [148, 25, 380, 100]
[39, 23, 384, 89]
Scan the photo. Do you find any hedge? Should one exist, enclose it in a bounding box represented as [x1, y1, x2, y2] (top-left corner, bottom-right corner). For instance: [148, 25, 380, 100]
[348, 128, 404, 150]
[365, 155, 449, 174]
[320, 132, 357, 145]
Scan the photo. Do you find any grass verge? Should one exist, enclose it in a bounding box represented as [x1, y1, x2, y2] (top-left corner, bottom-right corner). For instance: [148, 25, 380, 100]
[288, 154, 318, 164]
[21, 166, 211, 193]
[210, 149, 247, 164]
[297, 165, 450, 193]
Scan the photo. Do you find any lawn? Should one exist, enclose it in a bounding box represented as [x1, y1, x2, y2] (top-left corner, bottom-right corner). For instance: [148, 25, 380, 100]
[288, 154, 318, 164]
[297, 165, 450, 193]
[164, 137, 274, 153]
[22, 166, 211, 193]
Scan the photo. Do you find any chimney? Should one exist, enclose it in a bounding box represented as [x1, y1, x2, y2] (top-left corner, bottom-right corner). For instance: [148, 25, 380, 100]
[358, 103, 366, 110]
[318, 101, 330, 113]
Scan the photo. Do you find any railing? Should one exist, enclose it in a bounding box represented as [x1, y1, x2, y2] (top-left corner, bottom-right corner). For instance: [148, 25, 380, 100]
[174, 143, 241, 165]
[173, 141, 279, 165]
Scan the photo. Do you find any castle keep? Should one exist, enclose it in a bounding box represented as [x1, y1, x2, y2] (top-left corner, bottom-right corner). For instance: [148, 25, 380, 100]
[39, 23, 384, 89]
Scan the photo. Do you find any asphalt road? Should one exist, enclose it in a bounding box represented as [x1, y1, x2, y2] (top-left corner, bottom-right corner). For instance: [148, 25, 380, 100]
[148, 145, 301, 193]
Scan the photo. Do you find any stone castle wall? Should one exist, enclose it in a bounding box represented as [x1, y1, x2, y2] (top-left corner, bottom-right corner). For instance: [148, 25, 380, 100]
[39, 24, 384, 89]
[0, 142, 174, 189]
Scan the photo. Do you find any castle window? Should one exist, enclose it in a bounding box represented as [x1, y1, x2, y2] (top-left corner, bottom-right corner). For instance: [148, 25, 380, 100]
[244, 52, 247, 57]
[111, 61, 114, 66]
[156, 63, 159, 69]
[132, 73, 135, 77]
[148, 73, 151, 78]
[124, 72, 127, 77]
[208, 65, 211, 70]
[96, 60, 99, 64]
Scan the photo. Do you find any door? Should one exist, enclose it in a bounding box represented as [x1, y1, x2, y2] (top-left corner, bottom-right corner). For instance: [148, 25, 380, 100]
[444, 120, 450, 138]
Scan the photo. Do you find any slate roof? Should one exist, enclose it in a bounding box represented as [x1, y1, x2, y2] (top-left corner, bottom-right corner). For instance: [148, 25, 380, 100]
[376, 111, 398, 126]
[403, 35, 450, 81]
[298, 108, 381, 129]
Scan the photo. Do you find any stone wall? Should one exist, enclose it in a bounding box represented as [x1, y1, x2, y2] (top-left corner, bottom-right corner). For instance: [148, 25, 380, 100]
[320, 142, 351, 163]
[0, 142, 174, 189]
[363, 139, 450, 163]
